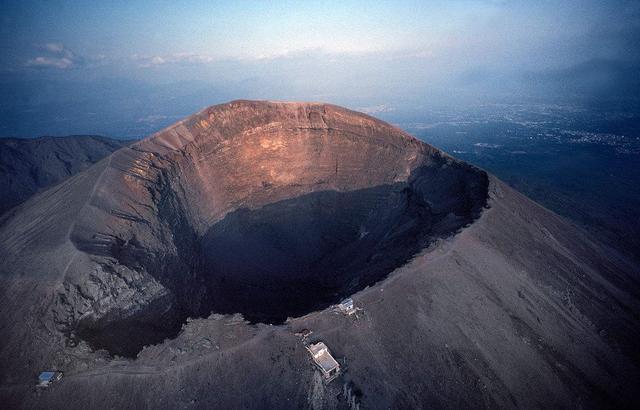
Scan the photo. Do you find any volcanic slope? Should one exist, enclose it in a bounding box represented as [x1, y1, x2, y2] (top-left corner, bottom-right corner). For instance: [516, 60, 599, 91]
[0, 101, 639, 408]
[0, 135, 132, 215]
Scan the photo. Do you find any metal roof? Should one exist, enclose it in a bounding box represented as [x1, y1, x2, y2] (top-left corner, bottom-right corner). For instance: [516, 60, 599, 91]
[339, 298, 354, 308]
[39, 372, 56, 382]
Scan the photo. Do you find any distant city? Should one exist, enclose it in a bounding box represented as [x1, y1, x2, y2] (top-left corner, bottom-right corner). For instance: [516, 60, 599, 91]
[393, 103, 640, 257]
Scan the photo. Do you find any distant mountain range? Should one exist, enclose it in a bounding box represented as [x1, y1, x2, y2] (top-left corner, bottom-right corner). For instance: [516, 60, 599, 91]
[0, 101, 638, 408]
[0, 135, 133, 215]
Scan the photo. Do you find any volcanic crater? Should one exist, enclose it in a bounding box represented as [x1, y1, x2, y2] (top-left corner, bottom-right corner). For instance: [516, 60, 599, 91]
[57, 101, 488, 357]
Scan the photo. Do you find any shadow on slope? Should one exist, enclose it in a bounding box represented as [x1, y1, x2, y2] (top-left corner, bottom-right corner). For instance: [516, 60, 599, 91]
[75, 164, 489, 357]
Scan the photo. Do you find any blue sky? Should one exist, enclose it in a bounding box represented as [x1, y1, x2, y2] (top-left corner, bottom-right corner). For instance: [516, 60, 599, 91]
[1, 1, 639, 137]
[4, 1, 628, 71]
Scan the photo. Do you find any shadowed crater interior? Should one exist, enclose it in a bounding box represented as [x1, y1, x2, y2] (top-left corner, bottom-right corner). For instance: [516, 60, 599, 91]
[75, 165, 488, 357]
[67, 102, 489, 357]
[201, 183, 434, 323]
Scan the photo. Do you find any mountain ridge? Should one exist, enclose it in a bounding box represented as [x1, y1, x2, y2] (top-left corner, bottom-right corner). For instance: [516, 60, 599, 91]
[0, 101, 638, 408]
[0, 134, 133, 215]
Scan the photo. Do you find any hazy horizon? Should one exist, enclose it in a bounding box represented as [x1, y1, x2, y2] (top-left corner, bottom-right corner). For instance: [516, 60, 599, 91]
[1, 0, 639, 138]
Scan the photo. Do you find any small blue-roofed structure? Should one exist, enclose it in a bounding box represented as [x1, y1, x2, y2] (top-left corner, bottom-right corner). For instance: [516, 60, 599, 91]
[338, 298, 356, 315]
[38, 371, 63, 387]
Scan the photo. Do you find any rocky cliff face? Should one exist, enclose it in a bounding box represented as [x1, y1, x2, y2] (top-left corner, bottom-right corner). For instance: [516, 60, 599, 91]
[0, 101, 488, 357]
[1, 101, 637, 409]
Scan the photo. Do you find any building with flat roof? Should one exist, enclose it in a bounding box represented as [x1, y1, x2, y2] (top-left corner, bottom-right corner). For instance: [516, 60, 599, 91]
[306, 342, 340, 381]
[38, 371, 63, 387]
[338, 298, 356, 315]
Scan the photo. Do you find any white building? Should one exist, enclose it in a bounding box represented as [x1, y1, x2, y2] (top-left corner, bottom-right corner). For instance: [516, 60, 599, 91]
[306, 342, 340, 381]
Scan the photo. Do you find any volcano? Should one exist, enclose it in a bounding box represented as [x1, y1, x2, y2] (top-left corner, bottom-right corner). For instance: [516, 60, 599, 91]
[0, 101, 638, 408]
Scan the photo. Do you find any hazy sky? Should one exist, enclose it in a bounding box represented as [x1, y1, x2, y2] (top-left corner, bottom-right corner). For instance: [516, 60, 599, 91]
[1, 0, 639, 137]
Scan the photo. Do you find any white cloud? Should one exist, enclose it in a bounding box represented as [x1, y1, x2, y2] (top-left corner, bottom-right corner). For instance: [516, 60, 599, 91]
[150, 56, 166, 65]
[25, 43, 82, 69]
[357, 104, 396, 114]
[133, 53, 215, 68]
[42, 43, 66, 54]
[172, 53, 215, 63]
[25, 56, 75, 69]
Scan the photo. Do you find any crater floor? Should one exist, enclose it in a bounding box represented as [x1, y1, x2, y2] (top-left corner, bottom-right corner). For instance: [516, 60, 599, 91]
[54, 101, 488, 356]
[0, 102, 638, 409]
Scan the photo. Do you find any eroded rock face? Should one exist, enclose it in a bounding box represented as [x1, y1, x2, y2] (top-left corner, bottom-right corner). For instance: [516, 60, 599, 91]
[47, 101, 488, 356]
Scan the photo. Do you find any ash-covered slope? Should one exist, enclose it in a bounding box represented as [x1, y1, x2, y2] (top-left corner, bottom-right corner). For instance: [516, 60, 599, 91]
[0, 135, 131, 215]
[0, 100, 488, 357]
[0, 101, 638, 408]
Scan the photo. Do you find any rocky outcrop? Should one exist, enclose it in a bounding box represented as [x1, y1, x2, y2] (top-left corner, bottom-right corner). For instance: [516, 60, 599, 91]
[1, 101, 488, 356]
[0, 101, 638, 408]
